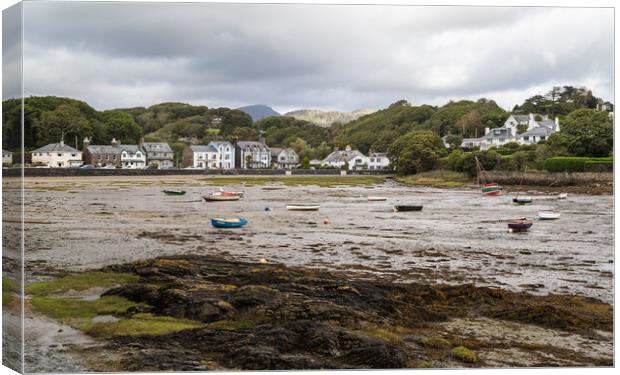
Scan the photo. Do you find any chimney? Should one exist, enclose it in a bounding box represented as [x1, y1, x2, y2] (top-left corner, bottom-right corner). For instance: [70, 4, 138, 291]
[345, 145, 352, 152]
[60, 137, 64, 147]
[529, 113, 534, 122]
[83, 137, 90, 150]
[484, 127, 490, 135]
[111, 138, 119, 148]
[139, 136, 145, 148]
[258, 131, 265, 145]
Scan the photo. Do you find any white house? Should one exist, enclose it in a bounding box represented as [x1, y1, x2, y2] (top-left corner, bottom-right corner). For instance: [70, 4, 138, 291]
[321, 146, 370, 170]
[271, 148, 299, 169]
[234, 141, 271, 169]
[209, 141, 235, 169]
[31, 140, 83, 168]
[2, 150, 13, 166]
[190, 144, 218, 169]
[367, 152, 390, 170]
[460, 113, 560, 150]
[119, 145, 146, 169]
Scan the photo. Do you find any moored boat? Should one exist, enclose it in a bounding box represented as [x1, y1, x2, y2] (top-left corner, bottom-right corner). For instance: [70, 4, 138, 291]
[512, 196, 533, 204]
[211, 217, 248, 228]
[203, 193, 240, 202]
[163, 190, 186, 196]
[394, 205, 423, 212]
[367, 196, 388, 201]
[218, 188, 244, 197]
[507, 219, 533, 231]
[476, 158, 502, 196]
[538, 211, 561, 220]
[286, 204, 320, 211]
[557, 193, 568, 200]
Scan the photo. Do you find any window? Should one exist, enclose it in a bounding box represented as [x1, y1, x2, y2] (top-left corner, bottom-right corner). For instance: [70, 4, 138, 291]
[540, 136, 546, 140]
[523, 136, 529, 141]
[57, 153, 62, 157]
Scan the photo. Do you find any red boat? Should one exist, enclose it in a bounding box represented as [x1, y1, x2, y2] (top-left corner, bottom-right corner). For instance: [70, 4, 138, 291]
[507, 219, 533, 232]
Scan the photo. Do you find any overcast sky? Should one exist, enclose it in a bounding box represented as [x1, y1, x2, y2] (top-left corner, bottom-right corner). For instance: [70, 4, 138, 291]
[6, 2, 615, 113]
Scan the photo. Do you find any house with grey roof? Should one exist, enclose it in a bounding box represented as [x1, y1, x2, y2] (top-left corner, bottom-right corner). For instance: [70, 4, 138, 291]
[234, 139, 270, 169]
[2, 149, 13, 166]
[271, 147, 299, 169]
[119, 144, 146, 169]
[83, 137, 145, 168]
[460, 113, 560, 150]
[32, 139, 83, 168]
[190, 141, 235, 169]
[320, 145, 370, 170]
[142, 142, 174, 169]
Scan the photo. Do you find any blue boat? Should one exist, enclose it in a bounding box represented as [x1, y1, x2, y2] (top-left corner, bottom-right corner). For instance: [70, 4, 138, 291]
[211, 217, 248, 228]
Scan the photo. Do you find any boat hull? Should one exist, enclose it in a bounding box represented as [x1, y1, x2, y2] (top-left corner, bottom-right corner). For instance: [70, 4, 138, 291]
[394, 205, 423, 212]
[163, 190, 186, 196]
[512, 197, 533, 204]
[286, 205, 320, 211]
[211, 217, 248, 228]
[508, 220, 533, 231]
[367, 196, 388, 201]
[538, 211, 561, 220]
[203, 195, 240, 202]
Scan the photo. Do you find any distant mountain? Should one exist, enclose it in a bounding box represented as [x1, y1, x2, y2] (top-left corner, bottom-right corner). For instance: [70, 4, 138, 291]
[236, 104, 280, 122]
[284, 108, 377, 127]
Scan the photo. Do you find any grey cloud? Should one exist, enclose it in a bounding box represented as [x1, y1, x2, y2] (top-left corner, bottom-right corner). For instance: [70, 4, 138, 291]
[16, 2, 613, 112]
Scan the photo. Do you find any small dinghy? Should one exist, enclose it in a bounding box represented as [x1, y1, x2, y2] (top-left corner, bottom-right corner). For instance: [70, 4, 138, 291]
[538, 211, 561, 220]
[211, 217, 248, 228]
[286, 204, 320, 211]
[481, 182, 502, 196]
[163, 190, 186, 196]
[512, 196, 533, 205]
[557, 193, 568, 200]
[508, 218, 533, 232]
[203, 193, 240, 202]
[394, 205, 423, 212]
[367, 196, 388, 202]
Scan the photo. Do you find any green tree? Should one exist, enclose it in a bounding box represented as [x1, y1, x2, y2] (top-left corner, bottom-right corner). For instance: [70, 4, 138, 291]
[301, 156, 310, 169]
[388, 130, 447, 174]
[38, 104, 93, 147]
[552, 109, 613, 157]
[101, 110, 142, 144]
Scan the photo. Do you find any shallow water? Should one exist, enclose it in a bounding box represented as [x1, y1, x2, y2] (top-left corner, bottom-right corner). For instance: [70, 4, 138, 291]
[19, 176, 614, 303]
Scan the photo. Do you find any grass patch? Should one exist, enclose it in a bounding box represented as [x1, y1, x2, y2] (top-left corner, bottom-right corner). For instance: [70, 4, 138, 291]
[395, 170, 471, 188]
[31, 295, 139, 322]
[356, 326, 404, 344]
[420, 337, 451, 349]
[27, 272, 139, 296]
[2, 277, 19, 305]
[450, 346, 477, 363]
[85, 313, 203, 338]
[200, 176, 387, 188]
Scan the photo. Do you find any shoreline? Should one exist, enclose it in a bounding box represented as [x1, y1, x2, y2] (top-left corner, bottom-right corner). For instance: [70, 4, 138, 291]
[14, 255, 613, 371]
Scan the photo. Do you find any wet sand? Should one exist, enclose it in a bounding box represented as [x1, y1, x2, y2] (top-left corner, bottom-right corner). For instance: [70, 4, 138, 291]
[18, 175, 613, 302]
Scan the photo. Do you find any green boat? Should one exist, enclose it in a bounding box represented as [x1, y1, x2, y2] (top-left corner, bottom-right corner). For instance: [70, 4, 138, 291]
[163, 190, 186, 196]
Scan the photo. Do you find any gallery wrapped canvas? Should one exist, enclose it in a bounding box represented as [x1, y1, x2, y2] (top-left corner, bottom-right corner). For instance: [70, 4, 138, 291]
[1, 0, 615, 373]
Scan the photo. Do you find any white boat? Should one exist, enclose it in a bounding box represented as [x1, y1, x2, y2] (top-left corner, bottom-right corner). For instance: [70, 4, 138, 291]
[557, 193, 568, 200]
[286, 204, 320, 211]
[538, 211, 561, 220]
[367, 196, 388, 201]
[203, 193, 240, 202]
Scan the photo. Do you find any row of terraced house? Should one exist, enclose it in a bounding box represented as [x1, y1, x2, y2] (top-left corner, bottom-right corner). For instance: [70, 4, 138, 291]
[190, 137, 300, 169]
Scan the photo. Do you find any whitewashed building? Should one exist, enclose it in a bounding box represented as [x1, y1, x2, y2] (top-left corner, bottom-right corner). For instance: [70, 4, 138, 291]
[31, 140, 83, 168]
[190, 142, 235, 169]
[460, 113, 560, 150]
[209, 141, 235, 169]
[367, 152, 390, 170]
[2, 150, 13, 166]
[119, 145, 146, 169]
[321, 145, 374, 170]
